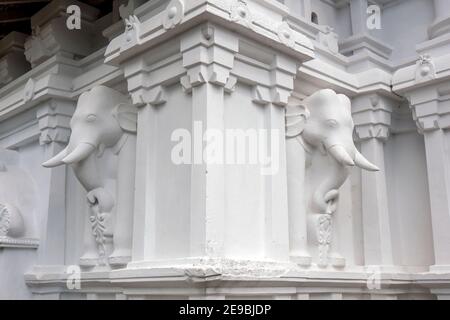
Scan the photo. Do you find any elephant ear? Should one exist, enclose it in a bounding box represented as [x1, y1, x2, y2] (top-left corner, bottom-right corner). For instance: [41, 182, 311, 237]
[285, 103, 310, 138]
[113, 103, 138, 133]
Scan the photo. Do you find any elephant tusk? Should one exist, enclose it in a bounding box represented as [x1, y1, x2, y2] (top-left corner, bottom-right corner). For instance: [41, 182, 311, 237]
[328, 145, 355, 167]
[42, 147, 68, 168]
[62, 143, 96, 164]
[354, 149, 380, 172]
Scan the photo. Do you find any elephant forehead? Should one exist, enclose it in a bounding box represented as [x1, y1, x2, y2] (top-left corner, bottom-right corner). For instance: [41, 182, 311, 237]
[309, 101, 352, 120]
[76, 93, 126, 114]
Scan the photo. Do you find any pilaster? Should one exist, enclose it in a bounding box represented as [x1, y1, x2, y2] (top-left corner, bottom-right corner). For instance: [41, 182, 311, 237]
[353, 93, 395, 267]
[35, 99, 75, 267]
[104, 0, 314, 272]
[406, 85, 450, 272]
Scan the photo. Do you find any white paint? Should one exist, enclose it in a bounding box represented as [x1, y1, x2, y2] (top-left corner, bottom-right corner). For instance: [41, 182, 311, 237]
[0, 0, 450, 300]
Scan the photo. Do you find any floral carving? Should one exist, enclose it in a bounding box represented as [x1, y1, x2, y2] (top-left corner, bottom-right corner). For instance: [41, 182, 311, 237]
[317, 213, 332, 268]
[89, 203, 108, 262]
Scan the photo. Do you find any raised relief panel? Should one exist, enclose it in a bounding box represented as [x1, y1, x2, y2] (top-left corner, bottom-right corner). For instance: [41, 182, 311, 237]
[0, 149, 39, 249]
[42, 86, 137, 268]
[286, 89, 379, 268]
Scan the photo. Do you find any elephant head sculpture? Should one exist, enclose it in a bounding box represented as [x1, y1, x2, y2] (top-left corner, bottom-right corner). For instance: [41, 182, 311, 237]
[43, 85, 137, 267]
[286, 89, 379, 267]
[287, 89, 378, 213]
[43, 86, 136, 172]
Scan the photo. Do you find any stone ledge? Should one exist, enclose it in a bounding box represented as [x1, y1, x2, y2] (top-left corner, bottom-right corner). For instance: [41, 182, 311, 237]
[0, 236, 39, 249]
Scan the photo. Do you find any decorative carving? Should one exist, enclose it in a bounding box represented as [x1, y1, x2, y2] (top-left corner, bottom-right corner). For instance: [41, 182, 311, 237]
[230, 0, 253, 29]
[23, 78, 35, 103]
[286, 89, 380, 268]
[139, 85, 167, 106]
[252, 85, 271, 105]
[415, 54, 436, 82]
[317, 212, 332, 268]
[124, 15, 142, 45]
[36, 100, 74, 145]
[319, 26, 339, 54]
[42, 86, 137, 267]
[89, 202, 109, 262]
[224, 75, 238, 93]
[0, 203, 24, 238]
[277, 22, 295, 48]
[163, 0, 185, 30]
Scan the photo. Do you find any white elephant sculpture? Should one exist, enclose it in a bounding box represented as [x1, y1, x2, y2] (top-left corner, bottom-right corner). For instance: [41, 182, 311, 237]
[286, 89, 379, 268]
[43, 85, 137, 267]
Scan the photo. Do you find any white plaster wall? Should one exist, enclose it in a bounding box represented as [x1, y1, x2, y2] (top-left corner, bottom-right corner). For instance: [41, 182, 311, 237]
[0, 0, 450, 300]
[385, 131, 434, 266]
[373, 0, 435, 62]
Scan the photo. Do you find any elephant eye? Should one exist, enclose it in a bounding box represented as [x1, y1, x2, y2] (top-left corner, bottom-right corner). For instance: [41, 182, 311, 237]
[86, 114, 97, 122]
[326, 119, 338, 128]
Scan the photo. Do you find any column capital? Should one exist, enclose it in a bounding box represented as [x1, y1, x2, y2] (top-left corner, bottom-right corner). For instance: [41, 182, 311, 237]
[180, 24, 239, 89]
[36, 99, 75, 145]
[406, 83, 450, 134]
[352, 94, 394, 142]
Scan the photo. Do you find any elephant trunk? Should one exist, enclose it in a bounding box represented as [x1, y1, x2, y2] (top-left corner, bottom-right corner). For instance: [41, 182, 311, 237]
[312, 160, 349, 213]
[312, 142, 379, 213]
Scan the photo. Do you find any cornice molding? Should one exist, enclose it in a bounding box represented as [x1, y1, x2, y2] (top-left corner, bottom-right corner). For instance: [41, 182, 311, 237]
[104, 0, 315, 66]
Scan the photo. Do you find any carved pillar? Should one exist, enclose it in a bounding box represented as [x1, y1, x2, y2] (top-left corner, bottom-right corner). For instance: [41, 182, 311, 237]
[105, 0, 314, 271]
[36, 99, 75, 266]
[408, 87, 450, 271]
[179, 25, 238, 259]
[393, 52, 450, 272]
[353, 94, 395, 267]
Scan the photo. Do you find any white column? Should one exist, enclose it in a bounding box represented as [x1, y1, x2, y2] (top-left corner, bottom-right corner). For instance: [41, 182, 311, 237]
[36, 100, 75, 266]
[409, 90, 450, 271]
[180, 26, 238, 259]
[353, 94, 395, 267]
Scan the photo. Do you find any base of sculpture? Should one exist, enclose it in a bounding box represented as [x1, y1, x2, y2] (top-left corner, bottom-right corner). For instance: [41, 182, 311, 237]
[24, 259, 450, 300]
